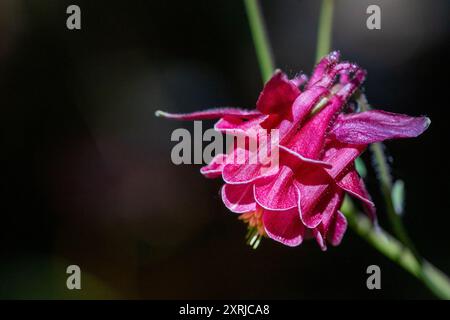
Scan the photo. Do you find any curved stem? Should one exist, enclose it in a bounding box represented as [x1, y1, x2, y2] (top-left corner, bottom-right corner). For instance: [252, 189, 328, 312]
[315, 0, 334, 62]
[244, 0, 275, 83]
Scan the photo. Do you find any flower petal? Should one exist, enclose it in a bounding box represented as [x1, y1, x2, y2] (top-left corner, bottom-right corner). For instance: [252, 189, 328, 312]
[322, 142, 367, 179]
[282, 98, 341, 159]
[279, 145, 332, 168]
[298, 183, 343, 229]
[293, 166, 332, 217]
[307, 51, 340, 89]
[291, 74, 308, 88]
[222, 144, 279, 184]
[155, 108, 261, 120]
[254, 167, 298, 211]
[327, 210, 348, 246]
[256, 70, 300, 115]
[221, 183, 256, 213]
[337, 164, 377, 224]
[330, 110, 431, 144]
[337, 166, 374, 207]
[262, 207, 305, 247]
[200, 154, 228, 178]
[337, 166, 376, 222]
[289, 86, 330, 124]
[260, 85, 328, 137]
[214, 115, 268, 135]
[313, 229, 327, 251]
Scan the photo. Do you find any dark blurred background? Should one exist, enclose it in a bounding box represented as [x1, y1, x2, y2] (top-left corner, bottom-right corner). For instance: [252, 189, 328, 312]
[1, 0, 449, 299]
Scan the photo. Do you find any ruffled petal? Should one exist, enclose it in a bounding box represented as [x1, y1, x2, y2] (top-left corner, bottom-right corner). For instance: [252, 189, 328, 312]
[222, 164, 262, 185]
[262, 207, 306, 247]
[337, 167, 374, 207]
[155, 108, 261, 120]
[222, 144, 279, 184]
[254, 167, 298, 211]
[327, 210, 348, 246]
[330, 110, 430, 144]
[293, 166, 332, 216]
[337, 166, 376, 222]
[221, 183, 256, 213]
[322, 141, 367, 179]
[256, 70, 300, 115]
[200, 154, 228, 178]
[298, 183, 343, 229]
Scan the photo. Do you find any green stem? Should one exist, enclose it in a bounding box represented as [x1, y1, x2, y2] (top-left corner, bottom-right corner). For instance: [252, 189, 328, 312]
[315, 0, 334, 62]
[243, 0, 275, 83]
[342, 198, 450, 299]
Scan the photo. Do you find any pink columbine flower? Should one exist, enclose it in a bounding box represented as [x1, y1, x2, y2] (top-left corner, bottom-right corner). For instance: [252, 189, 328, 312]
[157, 52, 430, 250]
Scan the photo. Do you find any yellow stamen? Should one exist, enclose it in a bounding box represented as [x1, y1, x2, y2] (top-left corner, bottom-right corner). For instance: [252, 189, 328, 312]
[239, 208, 266, 249]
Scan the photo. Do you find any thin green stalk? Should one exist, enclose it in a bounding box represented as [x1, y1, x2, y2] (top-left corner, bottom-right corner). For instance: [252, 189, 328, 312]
[371, 143, 419, 254]
[315, 0, 334, 62]
[244, 0, 275, 83]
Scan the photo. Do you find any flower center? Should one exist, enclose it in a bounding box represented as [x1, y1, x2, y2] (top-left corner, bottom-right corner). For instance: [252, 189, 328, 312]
[239, 208, 266, 249]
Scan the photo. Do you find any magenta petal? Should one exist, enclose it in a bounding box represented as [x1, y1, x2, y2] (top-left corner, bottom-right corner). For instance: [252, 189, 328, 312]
[307, 51, 340, 89]
[336, 166, 377, 225]
[322, 142, 366, 179]
[316, 188, 344, 231]
[279, 145, 332, 168]
[222, 147, 261, 184]
[289, 86, 329, 124]
[256, 70, 300, 115]
[283, 98, 341, 159]
[200, 154, 228, 178]
[337, 168, 374, 207]
[327, 211, 348, 246]
[330, 110, 431, 144]
[299, 184, 343, 229]
[313, 229, 327, 251]
[291, 74, 308, 88]
[293, 167, 332, 216]
[262, 208, 305, 247]
[221, 183, 256, 213]
[155, 108, 261, 120]
[222, 163, 263, 185]
[260, 85, 328, 138]
[254, 167, 298, 211]
[214, 115, 267, 134]
[337, 167, 377, 222]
